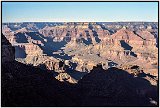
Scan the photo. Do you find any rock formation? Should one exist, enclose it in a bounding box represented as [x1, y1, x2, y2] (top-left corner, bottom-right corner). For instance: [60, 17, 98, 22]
[1, 34, 158, 106]
[1, 34, 77, 106]
[2, 22, 158, 85]
[76, 64, 158, 106]
[2, 34, 15, 63]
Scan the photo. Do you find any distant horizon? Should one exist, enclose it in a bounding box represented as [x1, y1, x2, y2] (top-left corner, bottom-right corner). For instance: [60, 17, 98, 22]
[2, 2, 158, 22]
[2, 21, 158, 23]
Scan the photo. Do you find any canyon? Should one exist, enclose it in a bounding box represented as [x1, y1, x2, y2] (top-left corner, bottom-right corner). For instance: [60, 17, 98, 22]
[2, 22, 158, 83]
[1, 33, 158, 106]
[1, 21, 158, 106]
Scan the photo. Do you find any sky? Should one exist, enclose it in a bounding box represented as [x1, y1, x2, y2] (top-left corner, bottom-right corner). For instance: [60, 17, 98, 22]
[2, 2, 158, 22]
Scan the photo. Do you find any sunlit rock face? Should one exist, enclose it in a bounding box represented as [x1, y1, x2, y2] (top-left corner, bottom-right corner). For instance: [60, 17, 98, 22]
[2, 22, 158, 84]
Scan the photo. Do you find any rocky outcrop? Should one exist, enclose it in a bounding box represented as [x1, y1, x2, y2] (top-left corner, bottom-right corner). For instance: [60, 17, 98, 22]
[24, 43, 43, 55]
[2, 34, 15, 63]
[120, 65, 158, 86]
[76, 64, 158, 106]
[111, 28, 144, 46]
[136, 30, 157, 46]
[55, 72, 77, 83]
[2, 26, 16, 44]
[15, 27, 28, 33]
[26, 55, 63, 72]
[13, 43, 44, 61]
[39, 26, 67, 38]
[1, 33, 77, 107]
